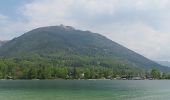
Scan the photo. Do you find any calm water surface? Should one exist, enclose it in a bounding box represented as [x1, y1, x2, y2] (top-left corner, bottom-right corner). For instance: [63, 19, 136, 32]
[0, 80, 170, 100]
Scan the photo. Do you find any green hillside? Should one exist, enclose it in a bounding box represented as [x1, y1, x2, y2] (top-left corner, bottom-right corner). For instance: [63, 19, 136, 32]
[0, 25, 169, 79]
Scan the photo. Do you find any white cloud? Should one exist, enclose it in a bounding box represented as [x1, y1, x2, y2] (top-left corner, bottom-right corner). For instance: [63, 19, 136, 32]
[0, 14, 29, 40]
[0, 14, 9, 21]
[1, 0, 170, 61]
[105, 22, 170, 61]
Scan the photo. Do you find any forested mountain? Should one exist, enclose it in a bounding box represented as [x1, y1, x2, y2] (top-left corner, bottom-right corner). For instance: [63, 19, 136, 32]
[0, 25, 170, 79]
[0, 25, 168, 71]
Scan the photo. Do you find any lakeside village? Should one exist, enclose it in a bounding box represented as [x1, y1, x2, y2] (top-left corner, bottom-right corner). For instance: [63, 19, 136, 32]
[2, 68, 169, 80]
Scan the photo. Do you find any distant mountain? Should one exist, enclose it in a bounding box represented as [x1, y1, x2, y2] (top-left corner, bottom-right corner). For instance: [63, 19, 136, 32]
[0, 25, 168, 71]
[0, 41, 3, 46]
[0, 41, 2, 46]
[157, 61, 170, 67]
[0, 40, 8, 46]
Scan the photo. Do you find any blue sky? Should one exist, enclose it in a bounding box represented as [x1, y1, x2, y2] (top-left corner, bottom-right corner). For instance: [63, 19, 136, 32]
[0, 0, 21, 16]
[1, 0, 170, 61]
[0, 0, 31, 19]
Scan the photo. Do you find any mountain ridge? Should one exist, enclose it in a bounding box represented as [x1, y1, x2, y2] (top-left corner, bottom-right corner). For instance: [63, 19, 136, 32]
[0, 25, 168, 71]
[157, 61, 170, 67]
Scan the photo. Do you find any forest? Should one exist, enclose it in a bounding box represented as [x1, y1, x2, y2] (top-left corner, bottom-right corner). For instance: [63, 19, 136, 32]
[0, 57, 169, 80]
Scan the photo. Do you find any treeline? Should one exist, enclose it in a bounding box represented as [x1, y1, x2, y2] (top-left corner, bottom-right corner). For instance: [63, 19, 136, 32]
[0, 58, 169, 80]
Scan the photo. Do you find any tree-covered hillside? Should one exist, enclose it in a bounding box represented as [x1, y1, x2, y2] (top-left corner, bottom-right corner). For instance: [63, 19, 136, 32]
[0, 25, 169, 79]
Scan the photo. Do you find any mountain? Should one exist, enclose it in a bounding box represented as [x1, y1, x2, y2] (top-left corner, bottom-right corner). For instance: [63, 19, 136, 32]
[0, 41, 2, 46]
[0, 40, 8, 47]
[157, 61, 170, 67]
[0, 25, 168, 71]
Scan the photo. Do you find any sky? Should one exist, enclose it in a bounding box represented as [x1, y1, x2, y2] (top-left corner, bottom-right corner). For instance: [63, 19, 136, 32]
[0, 0, 170, 61]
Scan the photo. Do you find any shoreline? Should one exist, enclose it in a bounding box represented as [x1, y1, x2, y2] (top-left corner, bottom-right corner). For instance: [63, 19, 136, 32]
[0, 79, 169, 81]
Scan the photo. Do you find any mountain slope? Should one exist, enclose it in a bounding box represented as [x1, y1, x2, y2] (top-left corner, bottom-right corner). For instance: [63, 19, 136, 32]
[157, 61, 170, 67]
[0, 40, 8, 47]
[0, 25, 168, 71]
[0, 41, 2, 46]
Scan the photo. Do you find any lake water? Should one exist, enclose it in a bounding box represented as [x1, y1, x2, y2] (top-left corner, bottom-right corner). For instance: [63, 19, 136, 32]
[0, 80, 170, 100]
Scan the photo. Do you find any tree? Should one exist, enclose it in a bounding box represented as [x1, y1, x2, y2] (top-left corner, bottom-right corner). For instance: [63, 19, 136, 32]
[162, 73, 167, 79]
[84, 68, 91, 79]
[0, 61, 7, 79]
[56, 67, 68, 79]
[151, 69, 161, 79]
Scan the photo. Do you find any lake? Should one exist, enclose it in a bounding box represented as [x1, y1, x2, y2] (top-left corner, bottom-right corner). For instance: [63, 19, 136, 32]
[0, 80, 170, 100]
